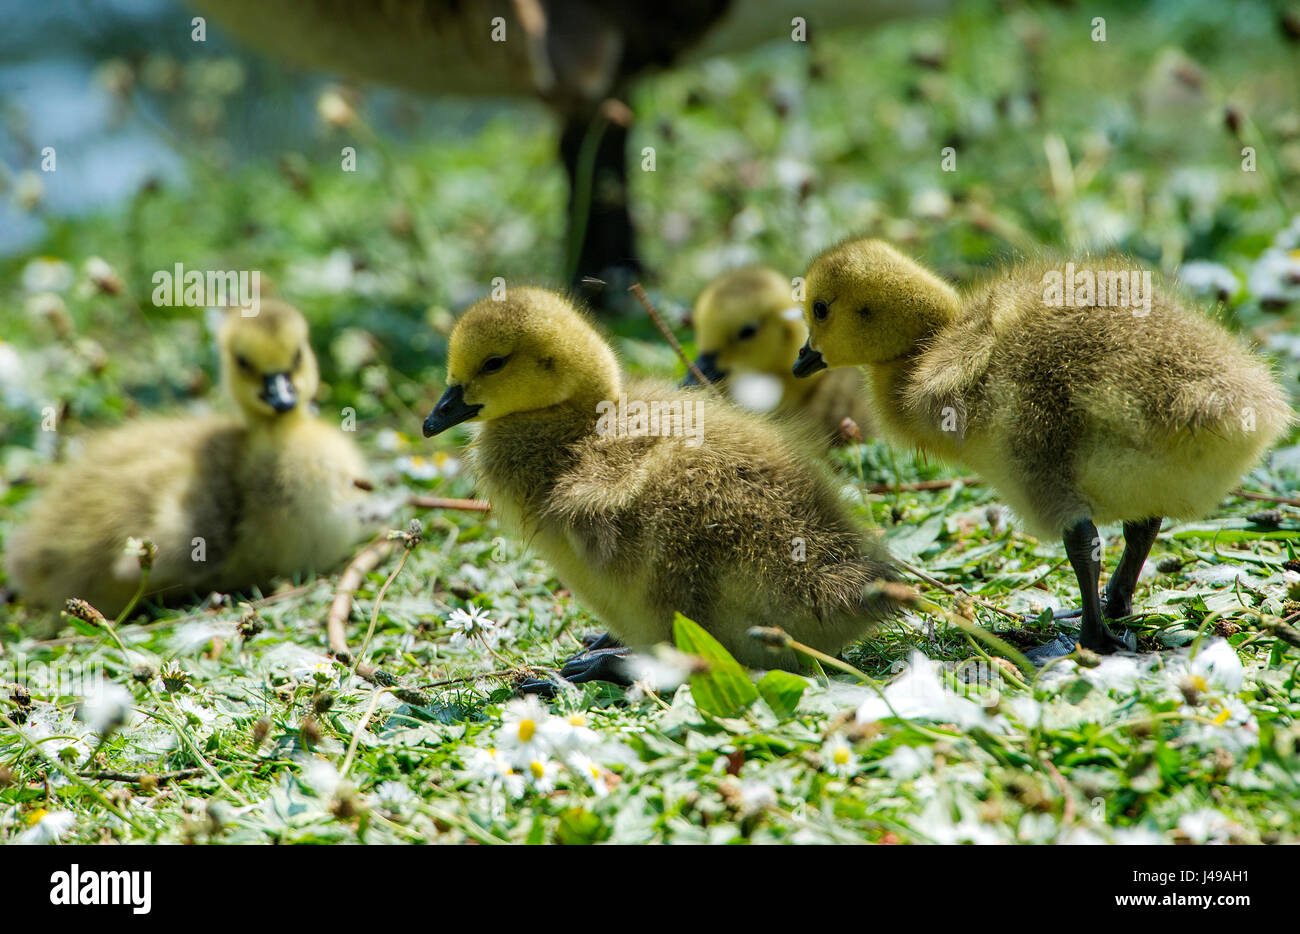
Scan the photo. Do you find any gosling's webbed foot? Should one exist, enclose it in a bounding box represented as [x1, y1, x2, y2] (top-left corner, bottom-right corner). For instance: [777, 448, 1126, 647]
[579, 631, 621, 652]
[516, 678, 561, 698]
[515, 640, 632, 695]
[1022, 633, 1080, 665]
[1079, 616, 1137, 654]
[559, 646, 632, 685]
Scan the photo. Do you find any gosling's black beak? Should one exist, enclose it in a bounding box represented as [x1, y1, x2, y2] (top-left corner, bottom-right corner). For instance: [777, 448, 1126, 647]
[261, 372, 297, 413]
[792, 341, 827, 378]
[681, 352, 726, 387]
[423, 385, 483, 437]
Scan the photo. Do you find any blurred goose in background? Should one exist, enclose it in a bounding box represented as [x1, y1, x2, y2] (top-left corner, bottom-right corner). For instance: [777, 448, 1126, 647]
[189, 0, 948, 307]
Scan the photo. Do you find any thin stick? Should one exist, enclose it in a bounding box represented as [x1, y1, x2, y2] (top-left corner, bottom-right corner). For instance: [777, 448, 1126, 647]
[417, 667, 552, 691]
[77, 767, 203, 784]
[326, 538, 395, 656]
[1043, 759, 1076, 825]
[356, 664, 432, 707]
[864, 477, 982, 494]
[1233, 489, 1300, 509]
[350, 546, 411, 676]
[340, 688, 386, 777]
[31, 581, 323, 648]
[628, 283, 722, 395]
[0, 710, 149, 834]
[894, 557, 1023, 623]
[407, 495, 490, 512]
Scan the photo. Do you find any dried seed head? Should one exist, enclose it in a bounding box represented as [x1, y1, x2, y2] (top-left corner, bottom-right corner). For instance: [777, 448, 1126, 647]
[1224, 105, 1243, 137]
[1156, 556, 1185, 574]
[131, 664, 155, 684]
[748, 625, 792, 650]
[237, 605, 265, 639]
[1246, 509, 1282, 528]
[251, 717, 271, 747]
[867, 581, 923, 608]
[65, 598, 107, 626]
[124, 537, 157, 572]
[300, 716, 323, 746]
[1072, 644, 1102, 668]
[388, 518, 423, 549]
[83, 256, 125, 295]
[160, 660, 190, 694]
[10, 684, 31, 707]
[837, 416, 863, 444]
[312, 691, 334, 715]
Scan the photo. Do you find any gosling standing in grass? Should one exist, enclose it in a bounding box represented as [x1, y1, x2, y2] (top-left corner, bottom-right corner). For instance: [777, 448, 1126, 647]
[685, 266, 873, 446]
[421, 286, 896, 680]
[7, 301, 370, 621]
[793, 239, 1293, 656]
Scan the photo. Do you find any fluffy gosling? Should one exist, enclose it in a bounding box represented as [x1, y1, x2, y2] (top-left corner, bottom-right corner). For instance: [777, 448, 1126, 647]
[422, 286, 896, 680]
[685, 266, 873, 445]
[6, 301, 369, 622]
[794, 238, 1293, 655]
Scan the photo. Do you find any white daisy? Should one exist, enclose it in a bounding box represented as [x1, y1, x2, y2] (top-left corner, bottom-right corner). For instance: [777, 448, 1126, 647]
[539, 711, 599, 753]
[498, 696, 551, 766]
[821, 734, 859, 777]
[374, 781, 416, 813]
[524, 756, 559, 793]
[446, 605, 495, 648]
[464, 747, 525, 798]
[566, 752, 611, 797]
[76, 680, 134, 736]
[1191, 639, 1244, 692]
[1178, 260, 1239, 301]
[15, 809, 76, 845]
[733, 780, 777, 816]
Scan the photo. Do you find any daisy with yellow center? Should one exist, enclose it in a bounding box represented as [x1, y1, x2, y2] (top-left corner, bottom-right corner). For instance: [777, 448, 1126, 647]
[499, 696, 550, 768]
[821, 734, 859, 777]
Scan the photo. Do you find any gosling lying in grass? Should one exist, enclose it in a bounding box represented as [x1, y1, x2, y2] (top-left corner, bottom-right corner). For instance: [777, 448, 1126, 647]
[794, 238, 1293, 657]
[685, 266, 873, 446]
[6, 301, 370, 624]
[421, 286, 897, 683]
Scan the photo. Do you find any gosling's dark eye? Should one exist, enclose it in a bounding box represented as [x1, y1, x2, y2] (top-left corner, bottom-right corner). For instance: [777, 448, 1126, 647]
[236, 355, 255, 374]
[812, 300, 829, 321]
[737, 323, 758, 341]
[479, 355, 507, 375]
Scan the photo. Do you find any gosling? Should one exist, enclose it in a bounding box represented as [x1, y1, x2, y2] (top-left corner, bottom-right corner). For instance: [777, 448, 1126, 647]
[794, 239, 1293, 656]
[685, 266, 874, 446]
[422, 286, 896, 681]
[6, 301, 370, 622]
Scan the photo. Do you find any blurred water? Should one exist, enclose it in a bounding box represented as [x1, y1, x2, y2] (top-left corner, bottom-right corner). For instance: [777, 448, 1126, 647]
[0, 0, 522, 256]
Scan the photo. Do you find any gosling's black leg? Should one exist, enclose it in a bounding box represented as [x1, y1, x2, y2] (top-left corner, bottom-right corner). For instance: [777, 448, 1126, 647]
[1103, 518, 1162, 619]
[1064, 518, 1132, 654]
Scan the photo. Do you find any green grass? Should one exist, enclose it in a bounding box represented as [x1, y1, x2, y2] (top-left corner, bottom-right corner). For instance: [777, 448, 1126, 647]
[2, 0, 1300, 844]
